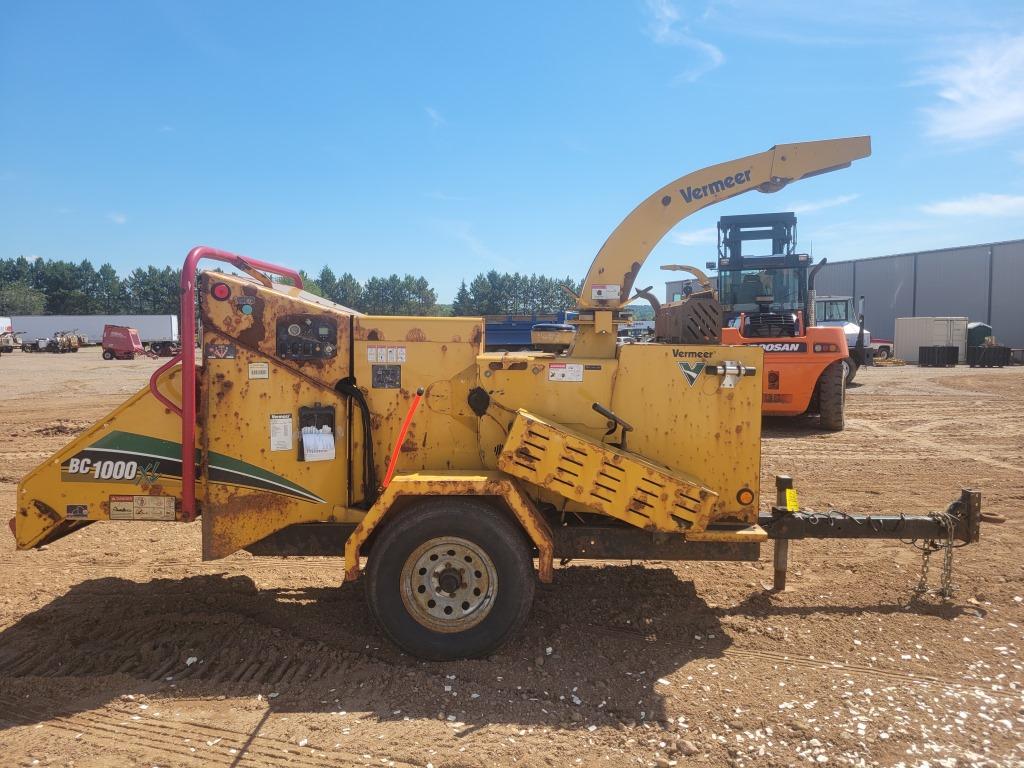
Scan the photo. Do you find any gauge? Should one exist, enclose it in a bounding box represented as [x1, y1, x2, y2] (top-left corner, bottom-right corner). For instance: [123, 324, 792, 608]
[287, 323, 302, 337]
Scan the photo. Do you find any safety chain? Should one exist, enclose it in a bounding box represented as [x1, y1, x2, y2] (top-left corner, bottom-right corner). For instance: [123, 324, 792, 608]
[915, 507, 957, 598]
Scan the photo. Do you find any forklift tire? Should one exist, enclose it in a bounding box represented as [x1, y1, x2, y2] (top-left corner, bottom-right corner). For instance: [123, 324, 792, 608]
[102, 350, 114, 360]
[818, 360, 846, 431]
[845, 356, 858, 384]
[365, 498, 535, 661]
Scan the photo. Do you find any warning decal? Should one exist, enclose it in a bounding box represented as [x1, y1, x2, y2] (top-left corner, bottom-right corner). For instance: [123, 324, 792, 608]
[548, 363, 584, 382]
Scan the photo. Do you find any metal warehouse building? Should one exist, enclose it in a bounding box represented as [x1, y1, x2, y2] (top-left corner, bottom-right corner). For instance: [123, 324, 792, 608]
[812, 239, 1024, 348]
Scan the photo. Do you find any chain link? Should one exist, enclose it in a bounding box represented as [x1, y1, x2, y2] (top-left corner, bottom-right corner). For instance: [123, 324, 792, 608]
[915, 508, 957, 598]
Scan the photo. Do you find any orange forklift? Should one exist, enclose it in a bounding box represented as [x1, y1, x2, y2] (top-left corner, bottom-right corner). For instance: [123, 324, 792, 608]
[714, 213, 850, 430]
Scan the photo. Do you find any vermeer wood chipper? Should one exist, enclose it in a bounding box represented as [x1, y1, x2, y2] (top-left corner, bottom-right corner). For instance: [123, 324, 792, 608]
[13, 137, 982, 659]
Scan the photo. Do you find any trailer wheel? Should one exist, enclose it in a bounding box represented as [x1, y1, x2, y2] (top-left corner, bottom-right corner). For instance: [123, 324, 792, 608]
[102, 350, 114, 360]
[365, 498, 535, 660]
[818, 360, 846, 431]
[876, 347, 890, 360]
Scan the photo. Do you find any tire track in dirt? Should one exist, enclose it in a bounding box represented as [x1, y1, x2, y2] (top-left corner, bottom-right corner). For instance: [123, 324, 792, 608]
[859, 420, 1024, 474]
[0, 697, 420, 767]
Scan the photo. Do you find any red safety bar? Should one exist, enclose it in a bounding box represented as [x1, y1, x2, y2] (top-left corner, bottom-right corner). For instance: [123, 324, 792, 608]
[148, 246, 304, 521]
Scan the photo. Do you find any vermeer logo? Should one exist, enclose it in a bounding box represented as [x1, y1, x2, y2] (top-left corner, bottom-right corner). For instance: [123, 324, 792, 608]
[679, 170, 752, 203]
[678, 362, 705, 386]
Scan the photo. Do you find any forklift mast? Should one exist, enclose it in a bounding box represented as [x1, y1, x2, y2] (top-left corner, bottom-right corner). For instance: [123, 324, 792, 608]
[712, 212, 813, 332]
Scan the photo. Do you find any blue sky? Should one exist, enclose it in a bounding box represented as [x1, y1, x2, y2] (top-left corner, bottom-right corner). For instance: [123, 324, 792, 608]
[2, 1, 1023, 301]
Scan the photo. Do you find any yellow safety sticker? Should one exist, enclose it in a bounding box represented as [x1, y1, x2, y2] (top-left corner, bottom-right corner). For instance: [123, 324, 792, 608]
[785, 488, 799, 512]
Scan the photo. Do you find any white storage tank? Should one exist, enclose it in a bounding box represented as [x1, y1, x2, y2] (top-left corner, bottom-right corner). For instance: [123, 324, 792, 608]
[894, 317, 968, 363]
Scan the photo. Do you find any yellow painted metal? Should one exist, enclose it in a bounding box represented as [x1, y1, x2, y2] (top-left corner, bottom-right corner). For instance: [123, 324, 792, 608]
[498, 410, 717, 533]
[574, 136, 871, 357]
[15, 365, 192, 549]
[686, 525, 767, 543]
[343, 471, 554, 583]
[610, 344, 763, 529]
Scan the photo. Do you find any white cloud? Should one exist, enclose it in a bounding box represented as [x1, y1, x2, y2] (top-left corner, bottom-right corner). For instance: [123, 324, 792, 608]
[645, 0, 724, 84]
[920, 193, 1024, 217]
[670, 226, 717, 246]
[920, 36, 1024, 141]
[425, 106, 446, 127]
[107, 212, 127, 225]
[790, 193, 860, 214]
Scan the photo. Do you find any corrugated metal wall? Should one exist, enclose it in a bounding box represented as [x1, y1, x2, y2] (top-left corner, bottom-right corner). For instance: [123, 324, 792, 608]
[815, 240, 1024, 347]
[990, 241, 1024, 348]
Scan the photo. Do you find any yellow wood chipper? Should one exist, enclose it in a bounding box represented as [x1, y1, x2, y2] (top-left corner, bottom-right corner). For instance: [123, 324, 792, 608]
[13, 137, 983, 659]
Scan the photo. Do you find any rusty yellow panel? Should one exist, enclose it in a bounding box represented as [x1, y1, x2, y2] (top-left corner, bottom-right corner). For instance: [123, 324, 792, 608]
[16, 365, 193, 549]
[498, 410, 717, 533]
[343, 470, 554, 583]
[350, 316, 484, 503]
[477, 354, 618, 470]
[200, 270, 352, 388]
[201, 331, 351, 559]
[611, 344, 763, 527]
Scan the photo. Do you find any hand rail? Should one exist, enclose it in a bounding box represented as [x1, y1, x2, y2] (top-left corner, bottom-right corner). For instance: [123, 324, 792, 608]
[148, 246, 304, 521]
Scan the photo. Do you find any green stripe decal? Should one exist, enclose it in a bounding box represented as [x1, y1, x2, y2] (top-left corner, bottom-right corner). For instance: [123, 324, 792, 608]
[89, 431, 324, 503]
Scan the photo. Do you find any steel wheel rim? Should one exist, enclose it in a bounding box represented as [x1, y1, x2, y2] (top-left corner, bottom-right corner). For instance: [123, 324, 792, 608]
[400, 537, 497, 633]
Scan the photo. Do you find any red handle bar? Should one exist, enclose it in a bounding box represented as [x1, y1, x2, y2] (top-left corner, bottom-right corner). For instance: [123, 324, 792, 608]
[148, 246, 304, 521]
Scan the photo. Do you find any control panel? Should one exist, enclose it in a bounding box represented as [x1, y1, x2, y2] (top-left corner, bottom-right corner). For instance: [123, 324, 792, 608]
[276, 315, 338, 361]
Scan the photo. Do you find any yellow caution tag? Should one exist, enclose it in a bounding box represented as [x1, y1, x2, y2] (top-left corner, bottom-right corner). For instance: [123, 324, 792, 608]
[785, 488, 799, 512]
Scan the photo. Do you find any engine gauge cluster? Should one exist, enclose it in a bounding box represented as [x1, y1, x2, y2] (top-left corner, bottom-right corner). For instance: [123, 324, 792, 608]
[275, 315, 338, 360]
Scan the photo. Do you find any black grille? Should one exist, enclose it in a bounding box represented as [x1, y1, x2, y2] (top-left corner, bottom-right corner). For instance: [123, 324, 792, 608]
[743, 313, 798, 338]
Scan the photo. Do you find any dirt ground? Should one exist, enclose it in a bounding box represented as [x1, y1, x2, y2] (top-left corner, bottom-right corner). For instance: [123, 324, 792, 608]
[0, 347, 1021, 767]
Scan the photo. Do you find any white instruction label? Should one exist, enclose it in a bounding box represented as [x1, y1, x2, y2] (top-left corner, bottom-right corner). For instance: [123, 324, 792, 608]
[548, 363, 584, 382]
[248, 362, 269, 379]
[367, 345, 407, 364]
[591, 283, 621, 300]
[133, 495, 176, 521]
[270, 413, 293, 451]
[109, 494, 175, 521]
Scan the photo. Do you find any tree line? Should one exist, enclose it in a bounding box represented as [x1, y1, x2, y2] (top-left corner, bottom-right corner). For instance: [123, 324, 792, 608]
[0, 256, 179, 315]
[0, 255, 581, 319]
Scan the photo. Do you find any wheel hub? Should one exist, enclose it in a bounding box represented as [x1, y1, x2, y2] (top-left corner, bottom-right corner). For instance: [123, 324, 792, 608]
[400, 537, 497, 633]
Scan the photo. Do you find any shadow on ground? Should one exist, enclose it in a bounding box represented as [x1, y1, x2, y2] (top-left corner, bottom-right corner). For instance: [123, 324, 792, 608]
[0, 565, 728, 730]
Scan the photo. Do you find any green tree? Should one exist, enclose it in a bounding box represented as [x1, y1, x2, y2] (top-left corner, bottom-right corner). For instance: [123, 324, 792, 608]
[451, 280, 473, 315]
[334, 272, 363, 309]
[0, 281, 46, 314]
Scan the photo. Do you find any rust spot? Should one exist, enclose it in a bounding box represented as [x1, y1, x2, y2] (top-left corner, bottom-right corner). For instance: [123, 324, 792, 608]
[400, 435, 417, 453]
[452, 335, 461, 343]
[470, 326, 482, 345]
[367, 329, 383, 341]
[33, 500, 60, 523]
[405, 328, 426, 342]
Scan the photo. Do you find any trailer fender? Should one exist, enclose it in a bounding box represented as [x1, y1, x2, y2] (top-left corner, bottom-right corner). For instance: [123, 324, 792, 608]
[343, 471, 553, 584]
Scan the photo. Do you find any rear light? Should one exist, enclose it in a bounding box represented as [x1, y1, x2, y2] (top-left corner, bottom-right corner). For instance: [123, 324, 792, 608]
[767, 371, 780, 390]
[813, 343, 838, 353]
[211, 282, 231, 301]
[736, 487, 755, 506]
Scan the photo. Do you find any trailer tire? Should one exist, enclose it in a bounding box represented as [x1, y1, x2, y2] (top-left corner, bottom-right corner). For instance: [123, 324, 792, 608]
[365, 498, 535, 660]
[818, 360, 846, 431]
[102, 350, 114, 360]
[876, 347, 890, 360]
